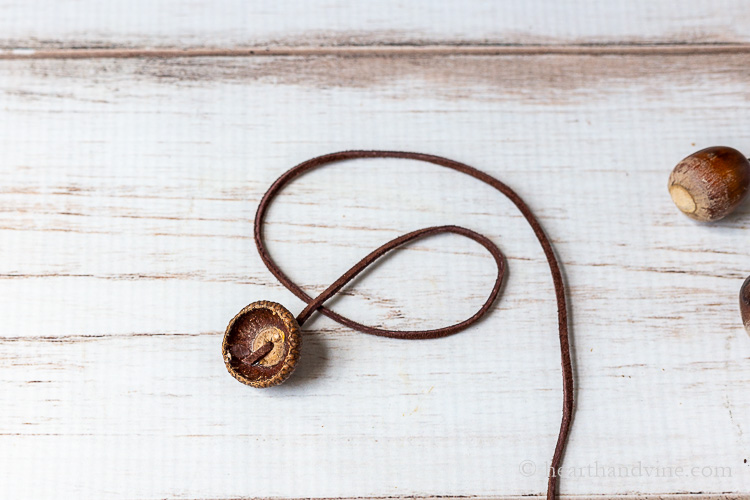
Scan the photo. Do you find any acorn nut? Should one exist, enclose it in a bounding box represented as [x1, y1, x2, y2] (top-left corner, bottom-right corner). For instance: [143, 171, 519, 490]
[668, 146, 750, 222]
[741, 276, 750, 336]
[222, 300, 301, 388]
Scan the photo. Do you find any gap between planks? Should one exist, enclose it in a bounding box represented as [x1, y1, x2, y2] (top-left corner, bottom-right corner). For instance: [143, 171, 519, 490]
[191, 496, 748, 499]
[2, 43, 750, 59]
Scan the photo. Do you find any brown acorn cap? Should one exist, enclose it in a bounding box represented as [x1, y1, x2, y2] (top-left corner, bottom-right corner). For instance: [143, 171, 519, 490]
[741, 276, 750, 336]
[222, 300, 301, 388]
[668, 146, 750, 222]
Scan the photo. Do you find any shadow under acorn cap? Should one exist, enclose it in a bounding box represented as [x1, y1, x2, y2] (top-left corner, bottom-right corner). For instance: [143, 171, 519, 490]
[222, 301, 301, 388]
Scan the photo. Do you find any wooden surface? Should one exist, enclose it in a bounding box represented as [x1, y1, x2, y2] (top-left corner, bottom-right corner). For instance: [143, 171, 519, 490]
[1, 2, 750, 499]
[2, 0, 750, 48]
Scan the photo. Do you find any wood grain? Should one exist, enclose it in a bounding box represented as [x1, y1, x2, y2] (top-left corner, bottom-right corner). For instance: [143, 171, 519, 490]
[1, 51, 749, 498]
[5, 45, 750, 61]
[1, 0, 750, 50]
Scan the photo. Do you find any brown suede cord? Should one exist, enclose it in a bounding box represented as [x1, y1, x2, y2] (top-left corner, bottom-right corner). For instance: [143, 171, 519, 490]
[254, 150, 573, 500]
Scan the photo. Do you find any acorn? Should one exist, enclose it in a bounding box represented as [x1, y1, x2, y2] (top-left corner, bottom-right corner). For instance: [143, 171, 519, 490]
[741, 276, 750, 336]
[668, 146, 750, 222]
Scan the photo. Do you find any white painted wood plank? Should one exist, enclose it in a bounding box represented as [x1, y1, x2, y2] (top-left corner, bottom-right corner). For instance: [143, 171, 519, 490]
[1, 0, 750, 49]
[1, 54, 750, 498]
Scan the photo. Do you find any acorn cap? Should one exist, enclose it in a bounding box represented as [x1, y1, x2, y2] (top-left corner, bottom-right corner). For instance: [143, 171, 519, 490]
[222, 300, 301, 388]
